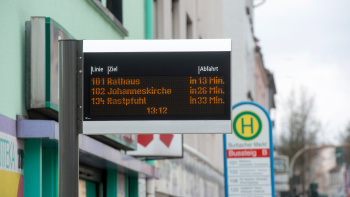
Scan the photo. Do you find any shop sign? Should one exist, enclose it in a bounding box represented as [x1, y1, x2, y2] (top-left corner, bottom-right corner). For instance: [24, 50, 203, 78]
[0, 131, 24, 196]
[0, 132, 23, 174]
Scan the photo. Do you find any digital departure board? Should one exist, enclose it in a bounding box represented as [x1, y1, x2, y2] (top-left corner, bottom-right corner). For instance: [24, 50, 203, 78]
[82, 40, 232, 134]
[89, 75, 226, 117]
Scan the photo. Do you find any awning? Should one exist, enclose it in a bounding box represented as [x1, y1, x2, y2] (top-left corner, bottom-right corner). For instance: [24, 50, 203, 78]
[17, 118, 159, 178]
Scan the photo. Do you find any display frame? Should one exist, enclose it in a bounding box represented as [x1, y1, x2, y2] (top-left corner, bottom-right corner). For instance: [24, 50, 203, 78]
[82, 39, 232, 134]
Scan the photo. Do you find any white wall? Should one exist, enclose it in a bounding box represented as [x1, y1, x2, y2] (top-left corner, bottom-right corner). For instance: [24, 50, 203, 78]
[255, 52, 269, 109]
[154, 0, 222, 39]
[184, 134, 224, 172]
[223, 0, 256, 103]
[182, 0, 224, 173]
[196, 0, 222, 39]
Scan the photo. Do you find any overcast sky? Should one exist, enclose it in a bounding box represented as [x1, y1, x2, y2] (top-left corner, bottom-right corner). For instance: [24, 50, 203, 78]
[254, 0, 350, 144]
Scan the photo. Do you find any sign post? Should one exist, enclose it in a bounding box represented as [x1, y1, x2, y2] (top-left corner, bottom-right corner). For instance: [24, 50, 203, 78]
[58, 39, 231, 196]
[58, 40, 83, 197]
[224, 102, 275, 197]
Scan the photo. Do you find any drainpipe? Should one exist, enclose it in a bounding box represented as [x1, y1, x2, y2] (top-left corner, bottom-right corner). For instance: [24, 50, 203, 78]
[145, 3, 155, 196]
[145, 0, 153, 39]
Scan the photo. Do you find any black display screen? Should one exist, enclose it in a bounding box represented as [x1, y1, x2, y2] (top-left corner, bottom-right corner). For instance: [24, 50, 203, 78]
[83, 51, 231, 120]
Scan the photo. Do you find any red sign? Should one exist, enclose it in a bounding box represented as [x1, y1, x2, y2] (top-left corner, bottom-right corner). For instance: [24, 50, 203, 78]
[138, 134, 174, 148]
[226, 149, 270, 158]
[128, 134, 182, 158]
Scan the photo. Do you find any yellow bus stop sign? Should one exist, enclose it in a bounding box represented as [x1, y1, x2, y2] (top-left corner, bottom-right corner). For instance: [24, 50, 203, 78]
[232, 111, 262, 141]
[225, 102, 274, 197]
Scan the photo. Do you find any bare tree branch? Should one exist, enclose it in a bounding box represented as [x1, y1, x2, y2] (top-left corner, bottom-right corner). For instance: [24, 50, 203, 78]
[278, 87, 321, 195]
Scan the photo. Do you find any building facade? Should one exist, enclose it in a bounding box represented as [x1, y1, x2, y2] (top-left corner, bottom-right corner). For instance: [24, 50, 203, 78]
[1, 1, 154, 197]
[152, 1, 276, 197]
[0, 0, 275, 197]
[329, 164, 349, 197]
[151, 0, 225, 196]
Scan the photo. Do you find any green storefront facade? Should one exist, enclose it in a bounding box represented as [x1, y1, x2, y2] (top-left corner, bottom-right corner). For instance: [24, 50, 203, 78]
[0, 0, 156, 196]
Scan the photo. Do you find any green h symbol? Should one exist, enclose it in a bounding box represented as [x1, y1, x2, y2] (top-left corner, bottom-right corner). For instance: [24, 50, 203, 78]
[241, 118, 253, 134]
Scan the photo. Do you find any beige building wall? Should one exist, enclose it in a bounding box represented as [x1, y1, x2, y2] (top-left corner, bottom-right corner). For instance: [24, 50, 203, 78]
[313, 147, 336, 194]
[294, 147, 336, 195]
[196, 0, 223, 39]
[153, 0, 225, 174]
[184, 134, 224, 172]
[154, 0, 222, 39]
[254, 51, 269, 109]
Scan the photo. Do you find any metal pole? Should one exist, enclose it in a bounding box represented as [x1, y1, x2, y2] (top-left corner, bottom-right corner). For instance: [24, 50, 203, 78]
[59, 40, 83, 197]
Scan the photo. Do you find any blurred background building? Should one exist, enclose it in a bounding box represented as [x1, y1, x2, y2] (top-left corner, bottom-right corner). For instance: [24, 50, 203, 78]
[0, 0, 275, 197]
